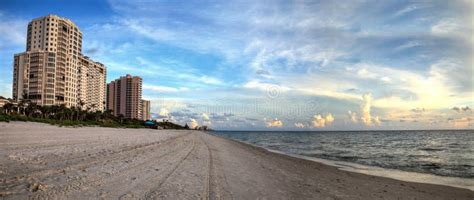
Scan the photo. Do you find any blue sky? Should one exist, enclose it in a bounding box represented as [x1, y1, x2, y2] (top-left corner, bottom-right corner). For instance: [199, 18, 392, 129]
[0, 0, 472, 130]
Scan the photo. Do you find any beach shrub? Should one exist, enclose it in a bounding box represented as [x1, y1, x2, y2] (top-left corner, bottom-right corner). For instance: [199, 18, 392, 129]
[124, 124, 147, 129]
[98, 119, 120, 127]
[0, 114, 10, 122]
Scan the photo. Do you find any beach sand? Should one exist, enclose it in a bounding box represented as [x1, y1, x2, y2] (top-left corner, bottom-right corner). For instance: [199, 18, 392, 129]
[0, 122, 473, 199]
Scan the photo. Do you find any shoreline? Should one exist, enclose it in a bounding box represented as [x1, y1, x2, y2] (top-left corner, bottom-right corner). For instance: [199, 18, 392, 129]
[210, 133, 474, 191]
[1, 122, 473, 199]
[270, 147, 474, 191]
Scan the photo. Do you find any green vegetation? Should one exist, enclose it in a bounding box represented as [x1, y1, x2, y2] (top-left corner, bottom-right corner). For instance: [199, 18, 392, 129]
[0, 109, 147, 128]
[0, 96, 186, 129]
[157, 121, 188, 129]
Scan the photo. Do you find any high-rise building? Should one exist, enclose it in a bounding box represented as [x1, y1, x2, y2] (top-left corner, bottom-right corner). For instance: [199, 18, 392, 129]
[78, 56, 106, 111]
[106, 74, 143, 119]
[12, 14, 106, 110]
[141, 99, 151, 121]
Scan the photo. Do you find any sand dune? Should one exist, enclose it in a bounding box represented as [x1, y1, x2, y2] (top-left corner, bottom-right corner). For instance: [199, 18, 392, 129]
[0, 122, 473, 199]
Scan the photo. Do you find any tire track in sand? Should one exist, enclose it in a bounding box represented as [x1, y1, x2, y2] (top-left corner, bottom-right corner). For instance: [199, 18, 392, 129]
[2, 133, 191, 199]
[2, 132, 190, 189]
[200, 132, 233, 200]
[141, 137, 197, 199]
[29, 133, 194, 200]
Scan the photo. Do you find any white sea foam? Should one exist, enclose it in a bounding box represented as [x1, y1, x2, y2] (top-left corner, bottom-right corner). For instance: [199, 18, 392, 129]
[266, 148, 474, 191]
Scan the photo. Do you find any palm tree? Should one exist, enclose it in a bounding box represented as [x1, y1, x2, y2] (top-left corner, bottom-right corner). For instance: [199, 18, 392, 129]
[71, 106, 77, 121]
[58, 104, 67, 120]
[118, 114, 124, 124]
[25, 102, 39, 117]
[3, 103, 14, 114]
[66, 107, 73, 120]
[18, 92, 31, 115]
[93, 110, 101, 121]
[39, 105, 51, 119]
[79, 100, 85, 110]
[102, 109, 114, 120]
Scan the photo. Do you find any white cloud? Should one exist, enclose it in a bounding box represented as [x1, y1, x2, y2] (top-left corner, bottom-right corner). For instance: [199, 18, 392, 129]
[312, 113, 334, 128]
[394, 41, 421, 51]
[357, 68, 378, 79]
[266, 118, 283, 128]
[359, 93, 382, 127]
[115, 14, 242, 61]
[198, 76, 222, 85]
[343, 61, 473, 110]
[394, 4, 424, 17]
[0, 16, 27, 46]
[202, 114, 212, 126]
[294, 123, 305, 128]
[158, 108, 170, 118]
[242, 80, 292, 98]
[431, 18, 468, 39]
[326, 113, 335, 123]
[348, 110, 358, 123]
[143, 84, 182, 93]
[449, 117, 473, 129]
[189, 118, 199, 129]
[361, 93, 373, 126]
[20, 0, 467, 131]
[373, 116, 381, 126]
[135, 57, 223, 87]
[380, 76, 392, 83]
[202, 113, 210, 121]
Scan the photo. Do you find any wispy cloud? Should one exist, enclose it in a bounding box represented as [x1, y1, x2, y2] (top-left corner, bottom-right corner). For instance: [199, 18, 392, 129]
[0, 13, 27, 47]
[0, 0, 471, 130]
[143, 84, 188, 93]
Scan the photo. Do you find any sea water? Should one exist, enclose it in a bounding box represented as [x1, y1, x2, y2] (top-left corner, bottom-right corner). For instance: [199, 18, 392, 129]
[213, 130, 474, 190]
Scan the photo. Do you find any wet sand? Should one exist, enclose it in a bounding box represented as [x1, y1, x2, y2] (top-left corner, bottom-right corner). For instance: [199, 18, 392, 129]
[0, 122, 473, 199]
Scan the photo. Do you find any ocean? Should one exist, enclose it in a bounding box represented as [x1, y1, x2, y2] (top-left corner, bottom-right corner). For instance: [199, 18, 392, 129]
[212, 130, 474, 188]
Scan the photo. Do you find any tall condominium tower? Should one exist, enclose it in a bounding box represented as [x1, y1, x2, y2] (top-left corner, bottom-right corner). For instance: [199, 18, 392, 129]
[78, 56, 106, 111]
[141, 99, 151, 121]
[106, 74, 143, 119]
[12, 14, 106, 111]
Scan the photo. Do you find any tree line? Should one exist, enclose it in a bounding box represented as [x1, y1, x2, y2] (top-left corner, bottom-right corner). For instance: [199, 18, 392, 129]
[0, 95, 177, 129]
[0, 95, 208, 130]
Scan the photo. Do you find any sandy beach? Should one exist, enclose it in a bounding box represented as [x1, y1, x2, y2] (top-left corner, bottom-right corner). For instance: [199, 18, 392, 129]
[0, 122, 472, 199]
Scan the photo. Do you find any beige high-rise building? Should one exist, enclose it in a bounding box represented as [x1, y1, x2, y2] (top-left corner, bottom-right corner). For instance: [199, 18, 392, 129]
[141, 99, 151, 121]
[78, 56, 106, 111]
[12, 14, 106, 110]
[106, 74, 143, 119]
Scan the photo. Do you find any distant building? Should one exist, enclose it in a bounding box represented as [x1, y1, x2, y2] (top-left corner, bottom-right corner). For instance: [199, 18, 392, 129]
[12, 14, 106, 110]
[141, 99, 151, 121]
[107, 74, 143, 119]
[0, 99, 11, 108]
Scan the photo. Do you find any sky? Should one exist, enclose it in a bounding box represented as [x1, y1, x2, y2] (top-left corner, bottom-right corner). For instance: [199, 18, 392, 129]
[0, 0, 472, 130]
